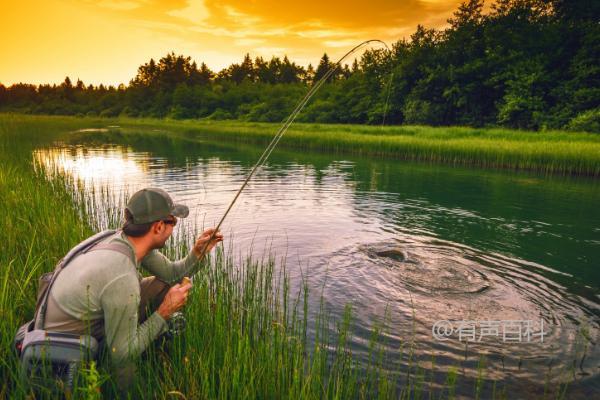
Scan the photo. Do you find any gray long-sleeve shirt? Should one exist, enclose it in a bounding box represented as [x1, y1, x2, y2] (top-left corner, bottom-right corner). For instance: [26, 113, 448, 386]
[44, 231, 200, 386]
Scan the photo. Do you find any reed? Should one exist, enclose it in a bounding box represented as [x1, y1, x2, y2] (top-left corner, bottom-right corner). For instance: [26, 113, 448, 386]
[90, 115, 600, 177]
[3, 113, 600, 176]
[0, 115, 97, 398]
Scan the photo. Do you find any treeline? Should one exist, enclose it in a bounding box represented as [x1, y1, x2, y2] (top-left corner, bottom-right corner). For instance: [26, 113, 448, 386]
[1, 0, 598, 132]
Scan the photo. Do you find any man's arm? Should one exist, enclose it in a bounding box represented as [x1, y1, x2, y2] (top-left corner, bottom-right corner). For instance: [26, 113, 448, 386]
[100, 273, 168, 388]
[141, 228, 223, 284]
[141, 250, 199, 284]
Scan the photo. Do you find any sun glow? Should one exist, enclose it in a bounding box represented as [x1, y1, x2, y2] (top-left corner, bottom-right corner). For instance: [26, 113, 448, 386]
[34, 145, 147, 187]
[1, 0, 463, 86]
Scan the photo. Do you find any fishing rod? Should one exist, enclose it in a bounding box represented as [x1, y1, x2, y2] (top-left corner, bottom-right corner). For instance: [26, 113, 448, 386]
[195, 39, 392, 258]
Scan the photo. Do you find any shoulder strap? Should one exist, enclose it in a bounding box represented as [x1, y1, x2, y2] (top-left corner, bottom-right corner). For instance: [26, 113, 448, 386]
[62, 229, 120, 266]
[34, 229, 121, 329]
[87, 242, 134, 261]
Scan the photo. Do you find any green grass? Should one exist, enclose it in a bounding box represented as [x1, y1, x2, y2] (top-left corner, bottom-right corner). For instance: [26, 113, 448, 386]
[0, 113, 581, 399]
[3, 113, 600, 176]
[0, 114, 99, 397]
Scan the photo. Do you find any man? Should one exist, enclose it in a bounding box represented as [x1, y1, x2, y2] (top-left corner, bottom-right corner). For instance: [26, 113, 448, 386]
[42, 187, 223, 388]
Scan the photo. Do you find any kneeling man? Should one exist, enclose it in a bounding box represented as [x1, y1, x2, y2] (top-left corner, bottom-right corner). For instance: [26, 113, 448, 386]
[43, 187, 223, 388]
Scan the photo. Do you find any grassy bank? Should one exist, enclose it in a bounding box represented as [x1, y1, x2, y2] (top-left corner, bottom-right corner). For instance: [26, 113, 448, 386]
[3, 113, 600, 177]
[0, 115, 97, 397]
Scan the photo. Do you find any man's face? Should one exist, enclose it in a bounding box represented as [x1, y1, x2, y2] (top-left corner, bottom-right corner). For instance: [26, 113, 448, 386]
[152, 216, 177, 249]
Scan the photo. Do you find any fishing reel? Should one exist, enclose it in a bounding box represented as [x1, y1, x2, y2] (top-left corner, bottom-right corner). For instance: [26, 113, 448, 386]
[167, 311, 187, 337]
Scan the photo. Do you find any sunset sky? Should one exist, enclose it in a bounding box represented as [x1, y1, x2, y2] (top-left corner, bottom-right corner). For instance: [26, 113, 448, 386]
[2, 0, 466, 86]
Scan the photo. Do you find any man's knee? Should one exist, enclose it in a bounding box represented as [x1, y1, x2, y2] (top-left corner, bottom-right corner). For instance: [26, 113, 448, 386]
[139, 277, 170, 322]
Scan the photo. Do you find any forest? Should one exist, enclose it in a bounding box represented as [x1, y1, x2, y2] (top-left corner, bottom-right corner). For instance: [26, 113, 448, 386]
[1, 0, 598, 132]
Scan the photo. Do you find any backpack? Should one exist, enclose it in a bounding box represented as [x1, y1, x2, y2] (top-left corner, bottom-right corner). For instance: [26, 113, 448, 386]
[13, 229, 132, 394]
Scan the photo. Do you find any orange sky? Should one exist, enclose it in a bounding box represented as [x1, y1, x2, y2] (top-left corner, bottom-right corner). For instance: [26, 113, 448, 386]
[1, 0, 465, 86]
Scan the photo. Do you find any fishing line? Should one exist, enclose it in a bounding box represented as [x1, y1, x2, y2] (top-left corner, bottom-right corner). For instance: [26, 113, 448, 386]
[197, 39, 393, 256]
[381, 69, 394, 128]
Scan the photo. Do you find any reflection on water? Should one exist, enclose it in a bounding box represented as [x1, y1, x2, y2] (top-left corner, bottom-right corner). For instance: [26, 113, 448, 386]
[34, 137, 600, 396]
[35, 146, 147, 185]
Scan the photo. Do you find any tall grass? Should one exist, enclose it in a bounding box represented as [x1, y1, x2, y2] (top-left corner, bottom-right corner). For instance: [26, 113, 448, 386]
[0, 113, 579, 399]
[158, 121, 600, 177]
[3, 113, 600, 176]
[79, 115, 600, 177]
[0, 115, 97, 398]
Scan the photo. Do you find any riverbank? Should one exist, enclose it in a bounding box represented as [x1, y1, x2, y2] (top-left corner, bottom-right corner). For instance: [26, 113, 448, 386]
[3, 113, 600, 177]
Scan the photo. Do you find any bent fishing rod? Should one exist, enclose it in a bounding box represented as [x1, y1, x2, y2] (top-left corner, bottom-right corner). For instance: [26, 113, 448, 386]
[196, 39, 392, 257]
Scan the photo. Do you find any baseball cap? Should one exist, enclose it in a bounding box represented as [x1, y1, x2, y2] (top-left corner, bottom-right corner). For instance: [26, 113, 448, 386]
[126, 188, 189, 224]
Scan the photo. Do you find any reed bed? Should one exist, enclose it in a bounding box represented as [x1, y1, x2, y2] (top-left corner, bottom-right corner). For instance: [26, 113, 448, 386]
[3, 113, 600, 177]
[107, 116, 600, 177]
[0, 113, 578, 399]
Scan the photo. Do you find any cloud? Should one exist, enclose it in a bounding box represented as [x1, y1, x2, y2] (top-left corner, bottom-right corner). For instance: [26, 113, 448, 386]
[97, 1, 140, 11]
[81, 0, 462, 45]
[0, 0, 466, 85]
[254, 47, 288, 57]
[167, 0, 210, 23]
[201, 0, 461, 30]
[235, 38, 266, 46]
[323, 39, 364, 48]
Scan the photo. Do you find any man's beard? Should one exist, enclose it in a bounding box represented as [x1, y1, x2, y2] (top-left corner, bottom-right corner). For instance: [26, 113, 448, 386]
[153, 237, 168, 250]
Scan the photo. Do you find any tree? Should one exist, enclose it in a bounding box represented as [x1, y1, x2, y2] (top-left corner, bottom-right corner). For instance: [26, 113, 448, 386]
[497, 60, 547, 129]
[130, 53, 204, 90]
[131, 58, 157, 87]
[254, 56, 270, 83]
[197, 62, 214, 85]
[61, 77, 74, 101]
[267, 57, 282, 83]
[304, 64, 315, 84]
[223, 54, 255, 84]
[1, 0, 597, 129]
[0, 84, 7, 107]
[280, 56, 302, 84]
[314, 53, 334, 82]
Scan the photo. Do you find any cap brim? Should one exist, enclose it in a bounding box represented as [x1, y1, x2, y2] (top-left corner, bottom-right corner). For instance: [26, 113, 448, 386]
[171, 203, 189, 218]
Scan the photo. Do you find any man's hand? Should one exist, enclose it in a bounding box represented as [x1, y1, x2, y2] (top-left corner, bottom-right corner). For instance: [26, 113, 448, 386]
[192, 228, 223, 258]
[157, 283, 192, 320]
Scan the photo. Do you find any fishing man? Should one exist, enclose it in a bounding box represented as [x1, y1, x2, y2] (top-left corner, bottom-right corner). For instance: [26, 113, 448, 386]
[42, 187, 223, 389]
